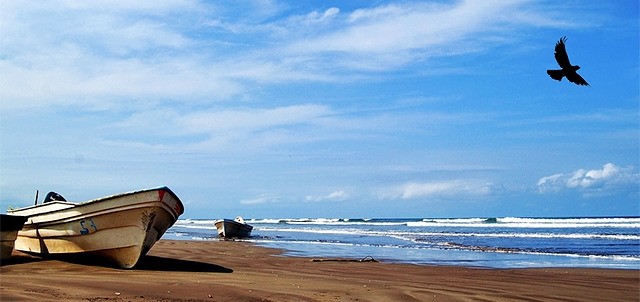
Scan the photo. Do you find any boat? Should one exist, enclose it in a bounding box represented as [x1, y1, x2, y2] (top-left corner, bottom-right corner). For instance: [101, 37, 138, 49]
[214, 216, 253, 238]
[7, 187, 184, 268]
[0, 214, 28, 260]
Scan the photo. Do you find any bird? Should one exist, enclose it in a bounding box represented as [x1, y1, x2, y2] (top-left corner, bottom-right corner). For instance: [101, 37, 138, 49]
[546, 36, 589, 86]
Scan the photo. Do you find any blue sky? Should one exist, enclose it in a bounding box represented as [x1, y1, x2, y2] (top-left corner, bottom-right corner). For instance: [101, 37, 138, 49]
[1, 0, 638, 219]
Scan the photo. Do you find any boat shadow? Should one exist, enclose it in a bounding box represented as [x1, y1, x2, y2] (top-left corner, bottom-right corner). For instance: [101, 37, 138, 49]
[135, 255, 233, 273]
[1, 253, 233, 273]
[0, 253, 47, 266]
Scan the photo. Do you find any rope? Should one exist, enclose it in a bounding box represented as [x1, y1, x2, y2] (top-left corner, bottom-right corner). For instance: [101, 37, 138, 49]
[310, 256, 379, 263]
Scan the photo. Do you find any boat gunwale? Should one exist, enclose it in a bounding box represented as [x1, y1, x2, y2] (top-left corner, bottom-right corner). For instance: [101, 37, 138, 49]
[8, 186, 184, 217]
[17, 200, 179, 230]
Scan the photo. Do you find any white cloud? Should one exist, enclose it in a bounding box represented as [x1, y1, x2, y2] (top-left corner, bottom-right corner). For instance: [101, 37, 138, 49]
[0, 0, 587, 112]
[381, 179, 497, 200]
[299, 7, 340, 24]
[177, 104, 332, 134]
[537, 163, 640, 196]
[115, 104, 331, 130]
[283, 0, 572, 71]
[0, 1, 241, 111]
[240, 194, 279, 205]
[305, 190, 349, 202]
[104, 102, 495, 155]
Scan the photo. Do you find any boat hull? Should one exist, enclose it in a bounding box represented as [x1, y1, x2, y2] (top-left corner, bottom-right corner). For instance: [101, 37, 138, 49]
[8, 187, 183, 268]
[0, 214, 28, 260]
[214, 219, 253, 238]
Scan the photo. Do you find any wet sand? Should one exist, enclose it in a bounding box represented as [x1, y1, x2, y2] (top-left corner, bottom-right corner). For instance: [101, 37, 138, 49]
[1, 240, 638, 301]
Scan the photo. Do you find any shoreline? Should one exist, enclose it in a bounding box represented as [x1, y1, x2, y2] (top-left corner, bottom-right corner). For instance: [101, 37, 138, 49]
[171, 216, 640, 270]
[2, 239, 639, 301]
[249, 240, 640, 270]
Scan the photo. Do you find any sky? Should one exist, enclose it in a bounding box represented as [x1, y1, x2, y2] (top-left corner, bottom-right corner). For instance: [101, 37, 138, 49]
[1, 0, 638, 219]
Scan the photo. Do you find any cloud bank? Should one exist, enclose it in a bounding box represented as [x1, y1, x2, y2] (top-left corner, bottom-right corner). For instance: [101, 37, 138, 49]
[0, 0, 578, 111]
[537, 163, 639, 196]
[381, 179, 498, 200]
[305, 190, 349, 202]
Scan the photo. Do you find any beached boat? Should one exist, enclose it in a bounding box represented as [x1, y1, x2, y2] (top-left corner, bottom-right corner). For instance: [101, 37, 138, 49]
[7, 187, 184, 268]
[214, 216, 253, 238]
[0, 214, 28, 260]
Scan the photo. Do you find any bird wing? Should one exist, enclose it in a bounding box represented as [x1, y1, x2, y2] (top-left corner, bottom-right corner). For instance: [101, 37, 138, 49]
[566, 71, 589, 86]
[554, 37, 572, 68]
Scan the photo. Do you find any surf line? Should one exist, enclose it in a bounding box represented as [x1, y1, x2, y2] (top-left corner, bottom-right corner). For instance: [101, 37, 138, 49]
[310, 256, 379, 263]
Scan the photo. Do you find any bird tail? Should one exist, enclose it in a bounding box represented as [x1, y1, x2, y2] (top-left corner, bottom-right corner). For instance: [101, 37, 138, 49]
[546, 69, 564, 81]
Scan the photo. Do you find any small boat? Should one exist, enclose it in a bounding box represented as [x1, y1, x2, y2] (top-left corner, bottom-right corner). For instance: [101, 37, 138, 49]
[214, 216, 253, 238]
[0, 214, 28, 260]
[7, 187, 184, 268]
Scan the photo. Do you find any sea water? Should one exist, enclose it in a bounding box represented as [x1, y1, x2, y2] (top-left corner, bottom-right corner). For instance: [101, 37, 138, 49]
[166, 217, 640, 269]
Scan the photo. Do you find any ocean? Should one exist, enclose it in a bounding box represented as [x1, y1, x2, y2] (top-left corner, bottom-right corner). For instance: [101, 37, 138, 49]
[166, 217, 640, 269]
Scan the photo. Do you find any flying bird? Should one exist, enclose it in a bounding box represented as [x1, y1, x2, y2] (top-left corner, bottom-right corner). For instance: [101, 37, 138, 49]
[546, 36, 589, 86]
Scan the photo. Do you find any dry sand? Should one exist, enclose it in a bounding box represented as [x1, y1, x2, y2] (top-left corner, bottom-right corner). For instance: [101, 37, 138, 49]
[1, 239, 638, 301]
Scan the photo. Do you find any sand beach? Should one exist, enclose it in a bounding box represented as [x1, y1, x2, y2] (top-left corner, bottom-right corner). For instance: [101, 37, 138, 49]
[1, 239, 638, 301]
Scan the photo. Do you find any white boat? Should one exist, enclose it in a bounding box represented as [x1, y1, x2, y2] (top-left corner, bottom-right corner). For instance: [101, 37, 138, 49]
[0, 214, 28, 260]
[7, 187, 184, 268]
[214, 216, 253, 238]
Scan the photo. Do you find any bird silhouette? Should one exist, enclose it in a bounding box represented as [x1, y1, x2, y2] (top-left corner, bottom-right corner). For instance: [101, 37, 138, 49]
[546, 37, 589, 86]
